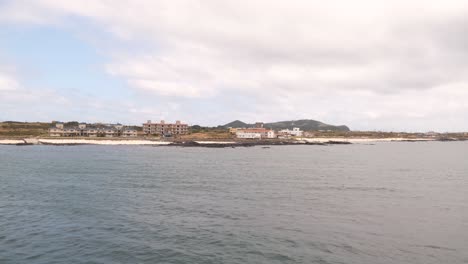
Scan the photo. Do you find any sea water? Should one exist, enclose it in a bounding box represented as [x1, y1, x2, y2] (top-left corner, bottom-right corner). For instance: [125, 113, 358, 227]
[1, 142, 467, 263]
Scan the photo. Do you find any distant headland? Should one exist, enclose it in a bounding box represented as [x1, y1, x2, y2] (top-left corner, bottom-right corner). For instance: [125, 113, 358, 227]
[0, 119, 467, 146]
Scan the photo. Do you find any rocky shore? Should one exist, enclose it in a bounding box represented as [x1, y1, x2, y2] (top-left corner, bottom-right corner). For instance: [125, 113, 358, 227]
[0, 137, 465, 147]
[168, 140, 345, 148]
[0, 138, 346, 147]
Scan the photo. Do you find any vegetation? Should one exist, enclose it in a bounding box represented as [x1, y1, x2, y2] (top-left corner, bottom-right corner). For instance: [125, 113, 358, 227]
[65, 121, 80, 126]
[221, 120, 248, 128]
[127, 126, 143, 131]
[189, 125, 225, 134]
[0, 122, 50, 137]
[308, 130, 468, 140]
[181, 128, 234, 140]
[2, 121, 467, 140]
[220, 119, 350, 132]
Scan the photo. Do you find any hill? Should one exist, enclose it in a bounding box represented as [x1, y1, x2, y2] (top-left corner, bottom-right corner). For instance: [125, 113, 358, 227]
[222, 120, 249, 128]
[265, 119, 350, 131]
[221, 119, 350, 131]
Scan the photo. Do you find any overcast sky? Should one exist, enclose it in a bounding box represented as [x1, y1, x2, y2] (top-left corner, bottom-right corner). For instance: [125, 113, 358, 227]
[1, 0, 468, 131]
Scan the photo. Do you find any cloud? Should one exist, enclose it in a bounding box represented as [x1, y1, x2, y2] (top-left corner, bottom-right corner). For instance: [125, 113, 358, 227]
[0, 70, 19, 91]
[1, 0, 468, 130]
[0, 63, 21, 94]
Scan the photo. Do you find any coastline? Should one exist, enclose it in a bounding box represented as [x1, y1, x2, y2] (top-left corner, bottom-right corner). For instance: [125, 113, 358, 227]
[0, 137, 464, 147]
[296, 137, 436, 143]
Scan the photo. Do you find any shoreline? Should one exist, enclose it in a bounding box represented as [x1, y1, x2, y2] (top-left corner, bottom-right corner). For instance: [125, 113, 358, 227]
[0, 137, 465, 147]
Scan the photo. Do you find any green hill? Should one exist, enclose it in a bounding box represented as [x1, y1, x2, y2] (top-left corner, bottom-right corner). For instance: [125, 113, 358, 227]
[221, 119, 350, 131]
[222, 120, 249, 128]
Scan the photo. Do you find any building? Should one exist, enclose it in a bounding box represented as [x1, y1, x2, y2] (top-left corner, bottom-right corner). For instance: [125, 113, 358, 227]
[236, 129, 262, 139]
[228, 127, 239, 134]
[278, 127, 303, 137]
[49, 123, 64, 137]
[255, 122, 264, 128]
[122, 128, 138, 137]
[303, 131, 315, 137]
[143, 120, 189, 136]
[235, 128, 276, 139]
[48, 123, 137, 137]
[266, 130, 276, 139]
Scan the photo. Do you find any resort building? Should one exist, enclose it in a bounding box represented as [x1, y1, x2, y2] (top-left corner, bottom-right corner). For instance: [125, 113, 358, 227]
[143, 120, 189, 136]
[235, 128, 276, 139]
[49, 123, 65, 137]
[122, 128, 138, 137]
[48, 123, 137, 137]
[228, 127, 239, 134]
[278, 127, 303, 137]
[266, 130, 276, 138]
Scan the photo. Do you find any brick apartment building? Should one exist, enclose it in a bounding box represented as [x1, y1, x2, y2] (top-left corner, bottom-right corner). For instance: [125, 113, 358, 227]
[143, 120, 189, 136]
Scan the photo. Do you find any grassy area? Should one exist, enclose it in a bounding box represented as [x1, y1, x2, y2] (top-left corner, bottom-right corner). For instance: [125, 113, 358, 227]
[310, 130, 468, 139]
[179, 130, 234, 140]
[310, 131, 419, 138]
[0, 122, 51, 137]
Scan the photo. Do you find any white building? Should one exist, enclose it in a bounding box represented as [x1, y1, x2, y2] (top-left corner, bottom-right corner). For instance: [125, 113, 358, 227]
[266, 130, 276, 138]
[122, 129, 138, 137]
[48, 123, 137, 137]
[236, 131, 262, 139]
[278, 127, 303, 137]
[235, 128, 275, 139]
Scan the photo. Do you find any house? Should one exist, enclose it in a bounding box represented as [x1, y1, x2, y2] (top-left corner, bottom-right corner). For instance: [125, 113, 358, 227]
[235, 128, 276, 139]
[49, 123, 64, 137]
[122, 128, 138, 137]
[87, 128, 98, 137]
[143, 120, 189, 136]
[228, 127, 239, 134]
[236, 129, 262, 139]
[266, 130, 276, 138]
[278, 127, 303, 137]
[48, 123, 137, 137]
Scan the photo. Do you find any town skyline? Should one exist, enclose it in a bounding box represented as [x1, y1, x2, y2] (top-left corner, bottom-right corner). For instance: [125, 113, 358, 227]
[1, 1, 468, 132]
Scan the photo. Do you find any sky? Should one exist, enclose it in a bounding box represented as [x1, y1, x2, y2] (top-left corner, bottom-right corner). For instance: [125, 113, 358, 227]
[0, 0, 468, 132]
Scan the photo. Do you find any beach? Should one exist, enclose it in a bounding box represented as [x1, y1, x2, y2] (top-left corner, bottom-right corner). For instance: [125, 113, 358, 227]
[297, 137, 436, 143]
[0, 137, 443, 146]
[0, 139, 170, 145]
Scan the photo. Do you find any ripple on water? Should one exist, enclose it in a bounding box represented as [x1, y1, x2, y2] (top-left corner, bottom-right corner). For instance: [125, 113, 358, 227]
[0, 143, 467, 264]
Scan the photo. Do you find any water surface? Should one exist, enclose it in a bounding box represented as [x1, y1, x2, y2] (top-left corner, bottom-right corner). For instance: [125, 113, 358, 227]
[1, 142, 467, 263]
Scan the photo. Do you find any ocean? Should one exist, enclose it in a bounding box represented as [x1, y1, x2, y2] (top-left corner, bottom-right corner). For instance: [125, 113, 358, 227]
[1, 142, 467, 263]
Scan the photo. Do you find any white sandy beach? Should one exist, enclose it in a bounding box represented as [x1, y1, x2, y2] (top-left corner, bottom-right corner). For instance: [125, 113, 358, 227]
[194, 141, 237, 144]
[0, 140, 26, 145]
[297, 137, 435, 143]
[37, 139, 172, 145]
[0, 138, 439, 146]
